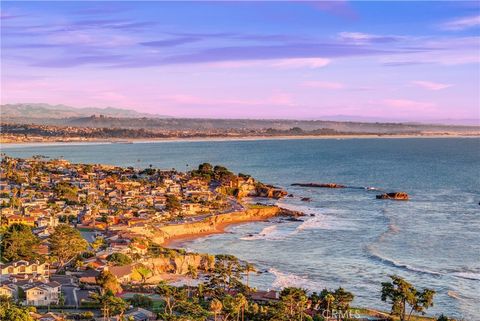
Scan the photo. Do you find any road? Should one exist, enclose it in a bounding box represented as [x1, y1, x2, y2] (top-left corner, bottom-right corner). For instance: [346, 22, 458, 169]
[62, 285, 78, 307]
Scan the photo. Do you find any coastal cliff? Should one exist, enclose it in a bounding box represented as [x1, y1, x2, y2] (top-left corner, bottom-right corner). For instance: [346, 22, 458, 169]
[155, 206, 300, 245]
[141, 253, 214, 275]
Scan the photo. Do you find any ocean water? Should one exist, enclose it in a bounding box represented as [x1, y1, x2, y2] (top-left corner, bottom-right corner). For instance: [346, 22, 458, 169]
[3, 138, 479, 320]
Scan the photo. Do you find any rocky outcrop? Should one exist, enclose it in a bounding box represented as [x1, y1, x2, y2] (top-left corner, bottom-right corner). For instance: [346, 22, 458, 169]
[376, 192, 409, 200]
[154, 206, 301, 245]
[252, 184, 288, 199]
[234, 182, 287, 199]
[291, 183, 346, 188]
[301, 197, 311, 202]
[142, 253, 214, 275]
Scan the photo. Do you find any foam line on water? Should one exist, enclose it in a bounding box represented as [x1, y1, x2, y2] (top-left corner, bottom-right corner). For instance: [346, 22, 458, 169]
[269, 268, 323, 290]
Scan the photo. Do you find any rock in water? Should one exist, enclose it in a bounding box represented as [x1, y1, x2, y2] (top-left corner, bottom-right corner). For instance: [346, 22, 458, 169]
[291, 183, 346, 188]
[376, 192, 409, 200]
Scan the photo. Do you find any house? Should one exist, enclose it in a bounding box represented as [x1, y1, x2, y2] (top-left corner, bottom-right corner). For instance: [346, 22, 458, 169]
[250, 290, 279, 303]
[93, 308, 156, 321]
[123, 308, 156, 321]
[36, 216, 59, 228]
[3, 215, 36, 227]
[78, 269, 100, 285]
[105, 265, 134, 283]
[0, 260, 50, 281]
[181, 202, 208, 215]
[23, 281, 61, 306]
[0, 282, 18, 299]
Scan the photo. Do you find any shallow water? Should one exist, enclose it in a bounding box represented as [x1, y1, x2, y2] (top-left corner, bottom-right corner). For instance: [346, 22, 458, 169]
[3, 138, 479, 320]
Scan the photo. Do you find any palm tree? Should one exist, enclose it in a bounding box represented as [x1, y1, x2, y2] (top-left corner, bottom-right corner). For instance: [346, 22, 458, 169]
[235, 293, 248, 321]
[210, 298, 223, 321]
[325, 293, 335, 319]
[243, 263, 256, 291]
[186, 264, 198, 297]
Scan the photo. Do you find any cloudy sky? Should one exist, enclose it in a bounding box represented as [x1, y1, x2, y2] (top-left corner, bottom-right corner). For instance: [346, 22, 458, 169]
[1, 1, 479, 121]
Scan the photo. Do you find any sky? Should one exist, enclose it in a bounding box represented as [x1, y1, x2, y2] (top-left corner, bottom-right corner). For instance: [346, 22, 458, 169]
[1, 1, 480, 121]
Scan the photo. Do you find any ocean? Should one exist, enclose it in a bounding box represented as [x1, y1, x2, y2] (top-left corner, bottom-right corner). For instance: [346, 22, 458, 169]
[3, 138, 479, 320]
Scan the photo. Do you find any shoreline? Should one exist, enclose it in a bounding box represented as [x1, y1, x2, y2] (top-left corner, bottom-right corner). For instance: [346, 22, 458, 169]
[158, 206, 302, 248]
[2, 133, 479, 147]
[162, 220, 246, 248]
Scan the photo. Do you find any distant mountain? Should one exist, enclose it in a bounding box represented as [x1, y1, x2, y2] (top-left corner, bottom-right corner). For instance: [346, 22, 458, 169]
[0, 103, 169, 119]
[317, 114, 480, 126]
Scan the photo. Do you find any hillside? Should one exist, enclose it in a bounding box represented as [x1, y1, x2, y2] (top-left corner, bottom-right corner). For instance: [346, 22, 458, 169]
[0, 103, 167, 119]
[1, 103, 479, 135]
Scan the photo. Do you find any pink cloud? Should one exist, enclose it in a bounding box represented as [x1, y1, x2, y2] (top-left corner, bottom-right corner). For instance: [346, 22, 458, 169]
[158, 92, 294, 107]
[302, 80, 345, 89]
[203, 57, 330, 70]
[271, 58, 331, 69]
[411, 80, 452, 91]
[440, 15, 480, 31]
[383, 99, 435, 110]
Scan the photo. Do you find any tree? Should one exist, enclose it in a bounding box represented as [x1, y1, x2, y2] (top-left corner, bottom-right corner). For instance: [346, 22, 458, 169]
[206, 254, 245, 295]
[166, 195, 182, 212]
[186, 264, 198, 297]
[381, 275, 436, 321]
[155, 281, 188, 316]
[243, 263, 256, 290]
[333, 287, 354, 320]
[210, 298, 223, 321]
[221, 295, 241, 321]
[235, 293, 248, 321]
[0, 224, 40, 262]
[90, 291, 128, 320]
[0, 296, 34, 321]
[49, 224, 88, 268]
[324, 293, 335, 317]
[91, 237, 106, 251]
[279, 287, 309, 321]
[128, 294, 153, 308]
[437, 314, 456, 321]
[106, 253, 132, 266]
[96, 270, 122, 294]
[132, 265, 153, 284]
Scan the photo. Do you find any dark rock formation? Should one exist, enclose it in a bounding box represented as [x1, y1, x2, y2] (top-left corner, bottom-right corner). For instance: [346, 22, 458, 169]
[254, 184, 288, 199]
[301, 197, 311, 202]
[291, 183, 346, 188]
[376, 192, 409, 200]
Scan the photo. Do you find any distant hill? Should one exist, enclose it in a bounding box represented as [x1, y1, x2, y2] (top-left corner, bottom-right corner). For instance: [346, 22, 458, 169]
[0, 103, 168, 119]
[1, 103, 478, 134]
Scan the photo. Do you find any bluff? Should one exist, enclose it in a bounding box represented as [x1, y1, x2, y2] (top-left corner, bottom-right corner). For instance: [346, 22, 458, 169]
[154, 206, 298, 245]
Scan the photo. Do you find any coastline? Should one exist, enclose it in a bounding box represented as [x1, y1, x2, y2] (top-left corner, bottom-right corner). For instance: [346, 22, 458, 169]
[2, 133, 479, 147]
[157, 206, 302, 248]
[162, 220, 244, 248]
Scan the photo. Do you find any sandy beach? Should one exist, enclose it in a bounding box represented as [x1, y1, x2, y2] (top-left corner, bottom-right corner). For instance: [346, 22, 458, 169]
[2, 133, 479, 147]
[160, 206, 298, 248]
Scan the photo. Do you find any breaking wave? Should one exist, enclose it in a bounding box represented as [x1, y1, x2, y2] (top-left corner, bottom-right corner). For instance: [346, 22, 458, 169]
[240, 225, 287, 240]
[269, 268, 322, 290]
[450, 271, 480, 281]
[296, 213, 359, 232]
[367, 245, 443, 277]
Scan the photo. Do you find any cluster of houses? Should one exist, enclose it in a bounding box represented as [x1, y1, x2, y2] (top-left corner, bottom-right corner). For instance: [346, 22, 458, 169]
[0, 156, 275, 320]
[0, 157, 248, 231]
[0, 260, 60, 306]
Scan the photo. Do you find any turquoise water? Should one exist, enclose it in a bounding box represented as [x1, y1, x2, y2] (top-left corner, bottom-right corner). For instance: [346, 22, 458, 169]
[3, 138, 479, 320]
